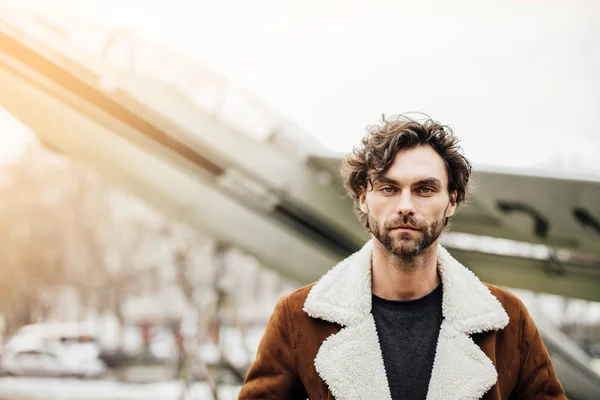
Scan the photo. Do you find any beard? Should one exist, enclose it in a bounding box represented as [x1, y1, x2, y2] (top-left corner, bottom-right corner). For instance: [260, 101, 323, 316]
[369, 211, 446, 261]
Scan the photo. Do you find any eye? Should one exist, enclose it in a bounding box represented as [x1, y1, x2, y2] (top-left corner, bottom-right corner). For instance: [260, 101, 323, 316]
[381, 187, 397, 194]
[418, 187, 434, 194]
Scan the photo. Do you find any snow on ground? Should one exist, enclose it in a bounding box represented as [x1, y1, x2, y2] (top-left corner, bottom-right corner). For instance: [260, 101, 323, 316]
[0, 377, 241, 400]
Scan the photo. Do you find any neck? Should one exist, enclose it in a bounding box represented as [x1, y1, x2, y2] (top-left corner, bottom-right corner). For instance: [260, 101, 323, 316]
[371, 239, 440, 301]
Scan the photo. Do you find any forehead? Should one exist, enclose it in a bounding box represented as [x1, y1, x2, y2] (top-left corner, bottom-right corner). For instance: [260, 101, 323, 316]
[379, 145, 448, 186]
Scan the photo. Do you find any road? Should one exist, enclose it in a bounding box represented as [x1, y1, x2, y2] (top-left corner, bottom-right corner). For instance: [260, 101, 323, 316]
[0, 377, 241, 400]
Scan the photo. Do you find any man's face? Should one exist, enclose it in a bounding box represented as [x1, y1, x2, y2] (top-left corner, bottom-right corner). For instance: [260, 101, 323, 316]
[359, 145, 457, 260]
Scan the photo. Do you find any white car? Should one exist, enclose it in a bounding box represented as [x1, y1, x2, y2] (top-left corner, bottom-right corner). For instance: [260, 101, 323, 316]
[1, 323, 107, 378]
[1, 346, 106, 378]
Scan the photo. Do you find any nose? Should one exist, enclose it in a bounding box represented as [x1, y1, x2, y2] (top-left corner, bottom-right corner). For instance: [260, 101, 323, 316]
[395, 190, 415, 216]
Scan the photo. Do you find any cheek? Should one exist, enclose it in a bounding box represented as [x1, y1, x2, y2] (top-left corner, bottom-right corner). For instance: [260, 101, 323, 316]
[367, 196, 395, 218]
[418, 199, 449, 219]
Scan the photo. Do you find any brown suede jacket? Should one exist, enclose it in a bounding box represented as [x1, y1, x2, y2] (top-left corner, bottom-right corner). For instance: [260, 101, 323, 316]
[239, 242, 567, 400]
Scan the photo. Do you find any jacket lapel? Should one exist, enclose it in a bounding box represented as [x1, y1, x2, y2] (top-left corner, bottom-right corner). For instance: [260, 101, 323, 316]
[314, 316, 392, 400]
[304, 241, 392, 399]
[427, 246, 510, 400]
[303, 241, 510, 400]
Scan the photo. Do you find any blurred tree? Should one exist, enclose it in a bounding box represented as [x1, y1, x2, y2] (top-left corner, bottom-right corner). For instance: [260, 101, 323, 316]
[0, 140, 300, 392]
[0, 143, 161, 345]
[0, 144, 70, 334]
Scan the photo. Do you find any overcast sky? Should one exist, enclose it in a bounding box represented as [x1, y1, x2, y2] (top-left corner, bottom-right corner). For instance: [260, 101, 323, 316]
[1, 0, 599, 174]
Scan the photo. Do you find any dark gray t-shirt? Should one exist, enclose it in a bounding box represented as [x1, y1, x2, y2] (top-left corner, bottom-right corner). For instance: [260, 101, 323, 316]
[372, 284, 443, 400]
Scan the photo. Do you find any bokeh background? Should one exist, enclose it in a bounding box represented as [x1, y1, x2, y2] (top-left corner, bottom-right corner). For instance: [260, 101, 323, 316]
[0, 1, 599, 399]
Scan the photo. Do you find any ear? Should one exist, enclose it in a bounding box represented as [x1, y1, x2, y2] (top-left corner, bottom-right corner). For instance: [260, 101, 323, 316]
[446, 190, 458, 217]
[359, 190, 369, 214]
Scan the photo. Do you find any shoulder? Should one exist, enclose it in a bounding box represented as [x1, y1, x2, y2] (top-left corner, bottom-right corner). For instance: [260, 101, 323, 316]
[280, 282, 317, 312]
[483, 282, 528, 326]
[277, 282, 336, 330]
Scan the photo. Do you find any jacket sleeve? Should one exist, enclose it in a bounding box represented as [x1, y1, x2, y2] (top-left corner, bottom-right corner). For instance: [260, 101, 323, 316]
[238, 296, 307, 400]
[511, 302, 567, 400]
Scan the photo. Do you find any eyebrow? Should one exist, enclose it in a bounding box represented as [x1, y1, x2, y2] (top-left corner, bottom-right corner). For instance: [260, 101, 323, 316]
[414, 178, 443, 187]
[372, 176, 442, 188]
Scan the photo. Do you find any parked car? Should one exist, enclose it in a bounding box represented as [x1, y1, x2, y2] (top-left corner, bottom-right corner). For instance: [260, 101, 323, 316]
[1, 322, 107, 378]
[1, 347, 105, 378]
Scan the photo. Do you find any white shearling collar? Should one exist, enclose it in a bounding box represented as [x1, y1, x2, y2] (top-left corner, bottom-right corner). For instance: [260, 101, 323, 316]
[304, 240, 508, 333]
[303, 239, 509, 400]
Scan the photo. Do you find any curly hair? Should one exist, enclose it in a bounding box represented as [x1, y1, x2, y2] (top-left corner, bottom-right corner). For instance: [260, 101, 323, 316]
[340, 114, 472, 230]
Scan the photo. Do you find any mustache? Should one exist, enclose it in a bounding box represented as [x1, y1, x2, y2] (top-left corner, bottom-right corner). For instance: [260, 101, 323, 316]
[383, 215, 423, 230]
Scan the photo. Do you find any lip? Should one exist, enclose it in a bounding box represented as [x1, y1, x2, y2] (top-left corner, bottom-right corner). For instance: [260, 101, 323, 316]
[391, 226, 419, 231]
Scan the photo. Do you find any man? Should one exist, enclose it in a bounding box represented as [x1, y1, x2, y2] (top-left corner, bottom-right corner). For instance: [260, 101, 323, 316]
[238, 115, 566, 399]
